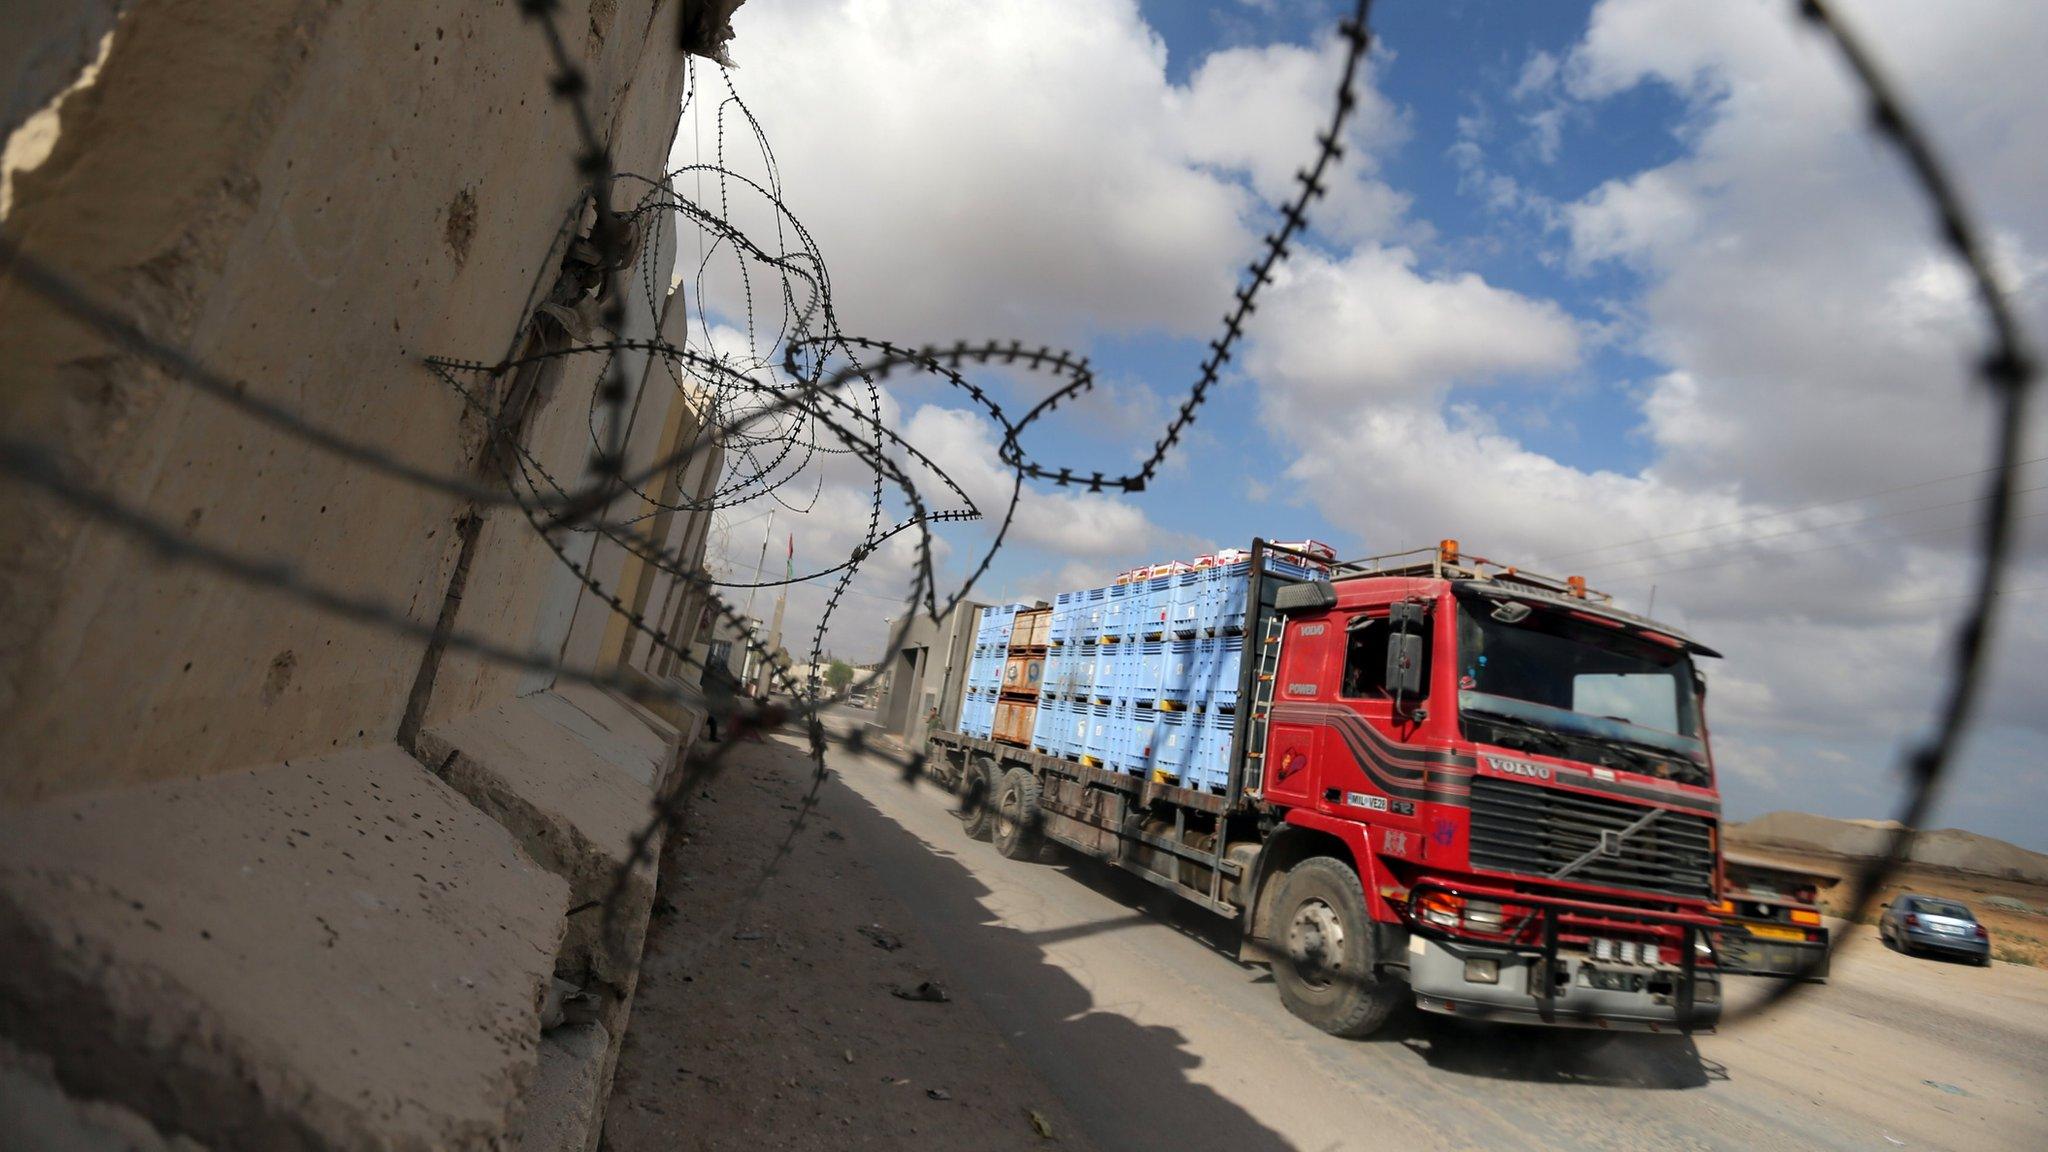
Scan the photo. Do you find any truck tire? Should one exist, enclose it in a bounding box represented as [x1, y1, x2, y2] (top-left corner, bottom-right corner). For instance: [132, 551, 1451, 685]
[959, 757, 998, 841]
[991, 767, 1043, 861]
[1270, 856, 1401, 1038]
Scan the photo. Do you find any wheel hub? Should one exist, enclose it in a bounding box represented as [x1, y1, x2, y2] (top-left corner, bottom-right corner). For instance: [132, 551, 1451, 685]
[1286, 898, 1345, 987]
[993, 784, 1018, 839]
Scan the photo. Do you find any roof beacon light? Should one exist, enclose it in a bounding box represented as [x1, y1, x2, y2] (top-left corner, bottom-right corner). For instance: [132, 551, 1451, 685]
[1567, 575, 1588, 599]
[1439, 539, 1460, 565]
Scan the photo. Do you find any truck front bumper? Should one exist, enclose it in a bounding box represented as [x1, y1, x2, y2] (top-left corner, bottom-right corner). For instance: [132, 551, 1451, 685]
[1408, 936, 1721, 1032]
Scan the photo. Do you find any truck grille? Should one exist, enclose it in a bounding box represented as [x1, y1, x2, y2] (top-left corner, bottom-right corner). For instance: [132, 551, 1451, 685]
[1468, 777, 1715, 901]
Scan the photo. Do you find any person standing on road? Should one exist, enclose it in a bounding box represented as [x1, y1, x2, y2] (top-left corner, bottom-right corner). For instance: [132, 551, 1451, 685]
[701, 654, 741, 742]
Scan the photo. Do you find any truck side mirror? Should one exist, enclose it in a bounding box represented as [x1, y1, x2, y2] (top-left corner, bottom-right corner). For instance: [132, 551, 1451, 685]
[1386, 633, 1425, 697]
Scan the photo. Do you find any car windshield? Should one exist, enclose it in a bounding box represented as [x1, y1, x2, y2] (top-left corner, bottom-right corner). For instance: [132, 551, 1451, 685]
[1455, 593, 1705, 775]
[1913, 899, 1973, 920]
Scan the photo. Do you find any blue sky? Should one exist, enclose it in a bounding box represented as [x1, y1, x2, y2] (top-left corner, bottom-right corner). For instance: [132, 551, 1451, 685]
[680, 0, 2048, 849]
[914, 0, 1702, 589]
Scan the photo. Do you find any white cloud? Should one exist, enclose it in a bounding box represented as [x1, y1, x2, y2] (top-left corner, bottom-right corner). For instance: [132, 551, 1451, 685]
[1247, 245, 1582, 405]
[696, 0, 1409, 344]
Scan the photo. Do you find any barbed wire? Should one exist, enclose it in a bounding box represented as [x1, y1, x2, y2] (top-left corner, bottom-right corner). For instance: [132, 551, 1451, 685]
[0, 0, 2032, 1045]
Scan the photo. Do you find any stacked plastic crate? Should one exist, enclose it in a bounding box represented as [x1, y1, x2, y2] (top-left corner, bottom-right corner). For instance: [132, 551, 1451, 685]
[990, 549, 1329, 792]
[1163, 553, 1324, 791]
[960, 602, 1027, 739]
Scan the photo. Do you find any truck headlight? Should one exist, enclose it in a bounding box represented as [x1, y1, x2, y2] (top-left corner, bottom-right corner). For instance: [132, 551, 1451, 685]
[1463, 958, 1500, 985]
[1417, 892, 1463, 929]
[1463, 901, 1505, 932]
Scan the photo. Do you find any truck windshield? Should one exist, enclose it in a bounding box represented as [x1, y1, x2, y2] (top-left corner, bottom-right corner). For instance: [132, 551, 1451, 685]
[1454, 594, 1707, 782]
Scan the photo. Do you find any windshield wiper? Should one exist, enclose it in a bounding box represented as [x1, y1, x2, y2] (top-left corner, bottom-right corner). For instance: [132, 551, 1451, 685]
[1463, 708, 1569, 754]
[1594, 737, 1709, 785]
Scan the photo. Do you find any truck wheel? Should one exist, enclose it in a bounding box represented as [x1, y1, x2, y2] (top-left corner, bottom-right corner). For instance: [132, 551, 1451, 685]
[991, 767, 1043, 861]
[959, 757, 998, 841]
[1270, 856, 1401, 1039]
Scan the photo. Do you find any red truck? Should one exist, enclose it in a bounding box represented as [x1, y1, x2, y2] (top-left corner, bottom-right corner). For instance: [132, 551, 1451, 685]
[929, 539, 1726, 1036]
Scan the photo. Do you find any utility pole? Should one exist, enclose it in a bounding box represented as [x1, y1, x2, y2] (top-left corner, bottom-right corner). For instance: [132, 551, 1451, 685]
[738, 508, 773, 688]
[759, 589, 786, 698]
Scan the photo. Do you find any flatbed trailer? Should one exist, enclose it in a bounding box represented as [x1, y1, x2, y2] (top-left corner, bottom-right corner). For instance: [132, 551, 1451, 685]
[928, 539, 1729, 1038]
[929, 729, 1247, 916]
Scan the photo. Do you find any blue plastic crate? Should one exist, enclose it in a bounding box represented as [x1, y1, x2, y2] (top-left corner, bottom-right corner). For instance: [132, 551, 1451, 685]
[1133, 576, 1172, 638]
[1123, 704, 1153, 774]
[1049, 591, 1078, 644]
[1041, 645, 1068, 698]
[1212, 563, 1251, 634]
[1083, 704, 1113, 764]
[1132, 640, 1165, 702]
[967, 648, 1007, 691]
[1117, 640, 1141, 703]
[1152, 710, 1192, 775]
[1188, 710, 1236, 791]
[1089, 642, 1120, 702]
[1062, 647, 1093, 699]
[1183, 635, 1240, 712]
[1059, 702, 1089, 757]
[1166, 571, 1203, 637]
[959, 690, 995, 739]
[1160, 639, 1198, 705]
[1260, 553, 1322, 581]
[1209, 639, 1244, 711]
[1030, 696, 1064, 752]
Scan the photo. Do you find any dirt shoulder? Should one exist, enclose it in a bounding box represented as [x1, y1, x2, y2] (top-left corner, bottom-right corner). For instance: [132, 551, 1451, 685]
[602, 733, 1091, 1152]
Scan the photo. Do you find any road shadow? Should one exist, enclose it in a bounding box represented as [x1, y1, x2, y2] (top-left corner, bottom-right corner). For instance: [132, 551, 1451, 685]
[818, 766, 1301, 1152]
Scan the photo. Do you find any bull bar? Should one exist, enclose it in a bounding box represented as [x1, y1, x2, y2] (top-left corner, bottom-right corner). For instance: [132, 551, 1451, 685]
[1404, 876, 1725, 1031]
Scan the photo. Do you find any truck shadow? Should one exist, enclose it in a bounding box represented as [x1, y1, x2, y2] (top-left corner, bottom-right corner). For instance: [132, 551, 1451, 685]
[1395, 1015, 1724, 1089]
[822, 772, 1305, 1152]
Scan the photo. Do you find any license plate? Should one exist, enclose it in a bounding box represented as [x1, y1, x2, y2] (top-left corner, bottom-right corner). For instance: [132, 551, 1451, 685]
[1935, 924, 1965, 935]
[1745, 924, 1807, 942]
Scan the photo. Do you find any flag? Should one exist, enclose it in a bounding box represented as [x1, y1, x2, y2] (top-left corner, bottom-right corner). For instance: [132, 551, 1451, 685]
[786, 532, 794, 582]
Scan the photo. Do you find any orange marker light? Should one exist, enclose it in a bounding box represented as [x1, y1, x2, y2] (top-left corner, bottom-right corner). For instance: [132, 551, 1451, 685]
[1567, 575, 1587, 598]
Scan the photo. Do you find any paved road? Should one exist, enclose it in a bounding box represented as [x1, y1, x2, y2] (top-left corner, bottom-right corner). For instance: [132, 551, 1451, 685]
[816, 730, 2048, 1152]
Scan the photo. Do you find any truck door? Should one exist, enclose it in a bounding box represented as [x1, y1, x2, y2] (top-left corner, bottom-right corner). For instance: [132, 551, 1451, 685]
[1315, 602, 1437, 831]
[1260, 616, 1338, 807]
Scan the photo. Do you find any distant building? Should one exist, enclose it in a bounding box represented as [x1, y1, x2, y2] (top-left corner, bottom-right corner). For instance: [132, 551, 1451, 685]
[873, 601, 985, 747]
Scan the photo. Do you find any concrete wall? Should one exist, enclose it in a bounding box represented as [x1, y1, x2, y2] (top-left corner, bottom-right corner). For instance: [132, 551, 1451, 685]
[0, 0, 712, 798]
[875, 601, 984, 747]
[0, 2, 740, 1148]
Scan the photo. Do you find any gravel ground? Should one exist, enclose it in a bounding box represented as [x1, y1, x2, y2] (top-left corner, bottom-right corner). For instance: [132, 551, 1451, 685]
[602, 733, 1090, 1152]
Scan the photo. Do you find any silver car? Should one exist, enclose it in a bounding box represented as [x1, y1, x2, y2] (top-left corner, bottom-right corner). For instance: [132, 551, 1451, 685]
[1879, 894, 1991, 965]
